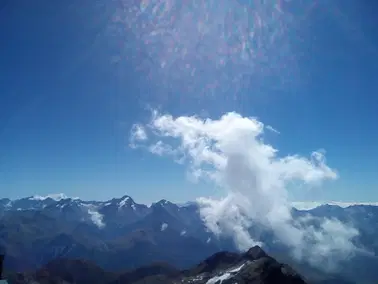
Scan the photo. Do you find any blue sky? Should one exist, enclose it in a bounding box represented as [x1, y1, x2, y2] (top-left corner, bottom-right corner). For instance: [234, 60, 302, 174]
[1, 1, 378, 203]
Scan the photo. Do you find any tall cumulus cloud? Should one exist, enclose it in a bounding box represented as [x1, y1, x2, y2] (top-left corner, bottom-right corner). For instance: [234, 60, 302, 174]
[130, 111, 359, 270]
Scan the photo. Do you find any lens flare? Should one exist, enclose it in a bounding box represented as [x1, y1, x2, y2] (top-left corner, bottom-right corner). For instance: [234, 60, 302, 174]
[107, 0, 314, 110]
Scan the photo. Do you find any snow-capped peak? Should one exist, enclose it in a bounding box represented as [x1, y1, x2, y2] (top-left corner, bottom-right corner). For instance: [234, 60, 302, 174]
[117, 195, 136, 209]
[29, 193, 77, 201]
[155, 199, 177, 208]
[291, 201, 378, 210]
[119, 196, 130, 206]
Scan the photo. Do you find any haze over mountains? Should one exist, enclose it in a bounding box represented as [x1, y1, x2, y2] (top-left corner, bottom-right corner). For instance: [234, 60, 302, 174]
[1, 194, 378, 283]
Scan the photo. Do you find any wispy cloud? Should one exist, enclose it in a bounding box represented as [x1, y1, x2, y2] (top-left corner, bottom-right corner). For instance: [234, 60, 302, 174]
[266, 125, 280, 134]
[81, 203, 106, 229]
[131, 110, 359, 270]
[87, 207, 105, 229]
[129, 124, 148, 148]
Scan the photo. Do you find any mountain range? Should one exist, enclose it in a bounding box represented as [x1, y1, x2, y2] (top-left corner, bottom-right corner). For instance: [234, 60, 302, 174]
[5, 246, 311, 284]
[1, 194, 378, 283]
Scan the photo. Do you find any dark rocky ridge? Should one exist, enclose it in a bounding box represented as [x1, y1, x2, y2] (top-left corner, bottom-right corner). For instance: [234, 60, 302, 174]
[7, 247, 306, 284]
[4, 246, 307, 284]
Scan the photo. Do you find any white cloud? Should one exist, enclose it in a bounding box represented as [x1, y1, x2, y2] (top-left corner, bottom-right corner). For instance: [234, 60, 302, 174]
[300, 218, 359, 271]
[129, 124, 148, 148]
[87, 208, 105, 229]
[266, 125, 280, 134]
[149, 140, 174, 156]
[130, 111, 359, 270]
[161, 223, 168, 231]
